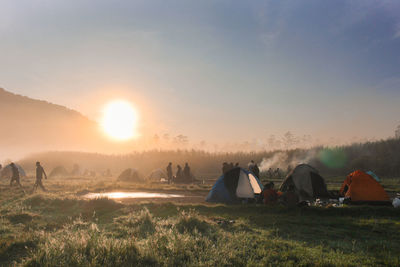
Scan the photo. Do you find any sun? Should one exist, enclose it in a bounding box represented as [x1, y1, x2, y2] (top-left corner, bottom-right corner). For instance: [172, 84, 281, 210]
[101, 100, 138, 141]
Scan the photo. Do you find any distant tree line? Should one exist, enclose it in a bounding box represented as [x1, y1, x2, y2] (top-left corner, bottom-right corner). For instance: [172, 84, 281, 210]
[17, 138, 400, 179]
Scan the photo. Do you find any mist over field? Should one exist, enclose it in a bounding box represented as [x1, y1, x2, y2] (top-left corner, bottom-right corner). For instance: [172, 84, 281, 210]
[1, 87, 398, 164]
[1, 1, 400, 266]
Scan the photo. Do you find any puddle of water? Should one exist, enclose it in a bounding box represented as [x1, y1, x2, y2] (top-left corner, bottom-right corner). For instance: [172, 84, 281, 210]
[83, 192, 185, 199]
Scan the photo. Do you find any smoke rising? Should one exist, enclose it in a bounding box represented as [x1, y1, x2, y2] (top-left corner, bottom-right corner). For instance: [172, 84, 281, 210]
[259, 149, 318, 172]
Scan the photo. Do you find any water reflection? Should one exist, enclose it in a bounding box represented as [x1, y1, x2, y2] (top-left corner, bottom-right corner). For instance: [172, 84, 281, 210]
[83, 192, 184, 199]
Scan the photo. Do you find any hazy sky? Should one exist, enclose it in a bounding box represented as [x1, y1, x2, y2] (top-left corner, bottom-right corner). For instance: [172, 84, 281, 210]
[1, 0, 399, 144]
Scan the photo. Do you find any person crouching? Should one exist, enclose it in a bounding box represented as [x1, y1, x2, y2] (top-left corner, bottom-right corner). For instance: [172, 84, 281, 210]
[262, 182, 278, 205]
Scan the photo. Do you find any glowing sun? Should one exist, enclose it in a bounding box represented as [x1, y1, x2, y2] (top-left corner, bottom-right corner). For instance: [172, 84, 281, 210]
[101, 100, 138, 141]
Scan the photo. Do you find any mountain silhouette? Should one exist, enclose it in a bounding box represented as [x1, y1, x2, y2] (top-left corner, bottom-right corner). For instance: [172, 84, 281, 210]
[0, 88, 107, 159]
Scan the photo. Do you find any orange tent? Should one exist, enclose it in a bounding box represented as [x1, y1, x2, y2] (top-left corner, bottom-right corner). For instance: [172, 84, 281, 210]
[340, 170, 390, 202]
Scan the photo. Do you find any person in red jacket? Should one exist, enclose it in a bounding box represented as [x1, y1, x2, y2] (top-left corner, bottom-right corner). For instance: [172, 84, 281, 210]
[262, 182, 278, 205]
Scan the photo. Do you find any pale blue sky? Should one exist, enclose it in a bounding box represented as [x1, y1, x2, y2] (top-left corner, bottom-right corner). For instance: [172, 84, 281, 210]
[1, 0, 399, 143]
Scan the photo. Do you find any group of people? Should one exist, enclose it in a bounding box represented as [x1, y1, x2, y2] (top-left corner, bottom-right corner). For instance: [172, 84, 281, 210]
[3, 162, 48, 193]
[166, 162, 193, 183]
[266, 166, 293, 179]
[221, 160, 261, 178]
[218, 159, 298, 206]
[222, 162, 240, 174]
[260, 182, 299, 207]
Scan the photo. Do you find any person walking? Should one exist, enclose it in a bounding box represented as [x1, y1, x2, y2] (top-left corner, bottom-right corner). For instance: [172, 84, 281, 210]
[33, 161, 47, 192]
[9, 163, 23, 189]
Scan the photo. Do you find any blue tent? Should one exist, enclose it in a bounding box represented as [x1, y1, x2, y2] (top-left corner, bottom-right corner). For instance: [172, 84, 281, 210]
[206, 167, 263, 203]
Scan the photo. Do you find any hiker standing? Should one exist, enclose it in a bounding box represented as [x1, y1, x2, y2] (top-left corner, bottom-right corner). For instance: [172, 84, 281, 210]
[228, 162, 234, 171]
[166, 162, 173, 184]
[267, 168, 273, 179]
[248, 160, 255, 173]
[222, 162, 229, 174]
[176, 165, 183, 181]
[9, 163, 23, 188]
[33, 161, 47, 192]
[183, 162, 191, 182]
[274, 168, 281, 179]
[253, 163, 260, 178]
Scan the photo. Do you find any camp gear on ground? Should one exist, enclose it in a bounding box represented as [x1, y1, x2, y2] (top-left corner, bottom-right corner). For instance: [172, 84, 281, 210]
[393, 198, 400, 208]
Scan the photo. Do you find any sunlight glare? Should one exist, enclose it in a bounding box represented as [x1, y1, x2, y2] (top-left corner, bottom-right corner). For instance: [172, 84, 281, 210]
[101, 100, 138, 141]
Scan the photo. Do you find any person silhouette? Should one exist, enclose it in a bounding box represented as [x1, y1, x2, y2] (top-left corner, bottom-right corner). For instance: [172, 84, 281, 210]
[33, 161, 47, 192]
[166, 162, 173, 184]
[253, 163, 260, 178]
[10, 163, 23, 189]
[176, 165, 182, 181]
[183, 162, 191, 182]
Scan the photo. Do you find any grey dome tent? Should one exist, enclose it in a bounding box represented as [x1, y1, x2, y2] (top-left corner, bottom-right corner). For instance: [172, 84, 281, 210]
[148, 168, 167, 181]
[49, 166, 69, 178]
[118, 168, 142, 182]
[0, 164, 26, 179]
[279, 164, 330, 201]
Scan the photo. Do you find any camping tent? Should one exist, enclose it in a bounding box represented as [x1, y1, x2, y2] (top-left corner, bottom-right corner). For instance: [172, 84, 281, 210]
[70, 164, 81, 176]
[279, 164, 330, 201]
[49, 166, 69, 177]
[148, 168, 167, 181]
[0, 164, 26, 179]
[366, 171, 381, 182]
[118, 168, 142, 182]
[206, 167, 263, 203]
[340, 170, 390, 204]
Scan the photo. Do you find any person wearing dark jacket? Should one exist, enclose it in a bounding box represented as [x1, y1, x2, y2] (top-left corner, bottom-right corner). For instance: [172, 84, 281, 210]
[183, 163, 191, 182]
[253, 163, 260, 178]
[176, 165, 183, 181]
[222, 162, 229, 174]
[33, 161, 47, 192]
[166, 162, 173, 184]
[262, 182, 278, 205]
[10, 163, 23, 188]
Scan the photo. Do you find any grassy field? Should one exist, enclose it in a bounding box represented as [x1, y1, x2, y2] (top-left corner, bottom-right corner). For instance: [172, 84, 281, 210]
[1, 176, 400, 266]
